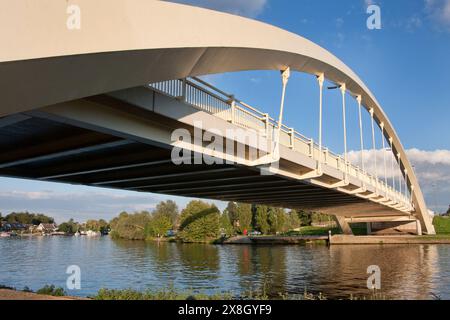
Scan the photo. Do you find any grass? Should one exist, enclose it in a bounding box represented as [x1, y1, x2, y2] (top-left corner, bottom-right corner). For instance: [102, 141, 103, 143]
[283, 226, 340, 236]
[93, 287, 234, 300]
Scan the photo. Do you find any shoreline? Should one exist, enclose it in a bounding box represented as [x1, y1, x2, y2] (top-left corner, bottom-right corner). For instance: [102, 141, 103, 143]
[0, 289, 87, 300]
[4, 233, 450, 246]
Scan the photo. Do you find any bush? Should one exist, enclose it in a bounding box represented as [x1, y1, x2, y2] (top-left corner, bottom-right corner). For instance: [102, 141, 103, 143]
[36, 285, 66, 296]
[145, 214, 173, 239]
[109, 212, 152, 240]
[93, 286, 233, 300]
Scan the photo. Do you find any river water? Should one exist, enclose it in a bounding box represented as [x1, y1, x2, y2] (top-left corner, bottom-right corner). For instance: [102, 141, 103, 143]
[1, 236, 449, 299]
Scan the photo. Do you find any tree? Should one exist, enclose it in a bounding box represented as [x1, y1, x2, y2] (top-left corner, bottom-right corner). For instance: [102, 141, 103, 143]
[4, 212, 54, 225]
[285, 210, 301, 231]
[267, 207, 285, 234]
[224, 202, 238, 227]
[85, 219, 109, 233]
[109, 211, 152, 240]
[178, 200, 220, 242]
[235, 203, 252, 234]
[145, 214, 172, 238]
[254, 205, 270, 234]
[298, 210, 312, 226]
[58, 218, 79, 234]
[447, 206, 450, 215]
[219, 212, 234, 236]
[153, 200, 179, 229]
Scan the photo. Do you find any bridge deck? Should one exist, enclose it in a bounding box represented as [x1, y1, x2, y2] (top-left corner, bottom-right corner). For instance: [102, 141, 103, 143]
[0, 88, 411, 217]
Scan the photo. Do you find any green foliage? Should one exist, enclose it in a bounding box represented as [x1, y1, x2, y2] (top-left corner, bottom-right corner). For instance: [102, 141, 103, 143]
[311, 212, 333, 223]
[433, 216, 450, 234]
[224, 202, 238, 225]
[284, 210, 301, 231]
[254, 206, 300, 234]
[298, 210, 313, 226]
[153, 200, 179, 228]
[254, 205, 270, 234]
[284, 226, 341, 236]
[57, 218, 79, 234]
[4, 212, 54, 225]
[350, 223, 368, 235]
[109, 211, 152, 240]
[225, 202, 253, 233]
[235, 203, 252, 234]
[93, 286, 233, 300]
[219, 212, 234, 236]
[85, 219, 109, 233]
[145, 214, 173, 238]
[36, 285, 66, 297]
[178, 201, 220, 242]
[267, 207, 285, 234]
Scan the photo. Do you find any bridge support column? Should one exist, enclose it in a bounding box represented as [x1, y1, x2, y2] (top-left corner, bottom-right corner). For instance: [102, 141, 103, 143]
[416, 219, 423, 236]
[334, 215, 353, 235]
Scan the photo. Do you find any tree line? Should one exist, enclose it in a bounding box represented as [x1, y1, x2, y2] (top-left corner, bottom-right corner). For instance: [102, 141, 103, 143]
[109, 200, 323, 243]
[0, 212, 54, 225]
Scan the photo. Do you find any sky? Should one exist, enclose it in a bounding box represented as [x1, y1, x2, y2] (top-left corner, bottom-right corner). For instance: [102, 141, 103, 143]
[1, 0, 449, 222]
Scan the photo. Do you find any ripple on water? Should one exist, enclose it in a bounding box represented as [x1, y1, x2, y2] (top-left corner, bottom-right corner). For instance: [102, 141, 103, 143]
[1, 238, 450, 299]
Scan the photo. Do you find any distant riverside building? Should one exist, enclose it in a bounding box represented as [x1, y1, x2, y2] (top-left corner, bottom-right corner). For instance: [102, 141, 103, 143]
[36, 223, 58, 234]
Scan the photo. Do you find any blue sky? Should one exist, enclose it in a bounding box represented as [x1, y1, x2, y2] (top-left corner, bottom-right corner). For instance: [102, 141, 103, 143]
[1, 0, 449, 222]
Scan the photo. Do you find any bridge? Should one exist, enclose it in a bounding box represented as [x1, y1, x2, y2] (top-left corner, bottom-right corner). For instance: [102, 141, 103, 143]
[0, 0, 435, 235]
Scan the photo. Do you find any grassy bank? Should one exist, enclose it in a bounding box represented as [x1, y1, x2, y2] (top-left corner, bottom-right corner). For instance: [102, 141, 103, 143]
[2, 284, 393, 300]
[433, 216, 450, 234]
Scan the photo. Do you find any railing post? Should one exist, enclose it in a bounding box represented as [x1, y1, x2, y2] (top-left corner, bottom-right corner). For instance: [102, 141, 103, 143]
[264, 113, 270, 138]
[289, 127, 295, 149]
[230, 95, 236, 124]
[181, 78, 187, 102]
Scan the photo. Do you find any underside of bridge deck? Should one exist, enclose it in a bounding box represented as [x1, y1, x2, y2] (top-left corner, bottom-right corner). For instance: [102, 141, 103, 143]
[0, 97, 409, 218]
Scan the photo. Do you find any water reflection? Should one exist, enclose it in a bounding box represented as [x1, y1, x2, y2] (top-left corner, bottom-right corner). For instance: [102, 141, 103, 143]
[0, 237, 449, 299]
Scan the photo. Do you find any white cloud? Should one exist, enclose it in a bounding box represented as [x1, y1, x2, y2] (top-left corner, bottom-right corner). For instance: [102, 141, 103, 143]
[348, 148, 450, 213]
[164, 0, 268, 18]
[425, 0, 450, 31]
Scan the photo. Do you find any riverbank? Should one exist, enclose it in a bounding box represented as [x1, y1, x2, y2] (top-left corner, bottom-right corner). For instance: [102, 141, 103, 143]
[0, 289, 85, 300]
[0, 286, 388, 300]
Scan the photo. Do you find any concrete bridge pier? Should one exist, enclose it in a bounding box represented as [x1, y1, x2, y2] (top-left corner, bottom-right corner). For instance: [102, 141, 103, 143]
[334, 216, 354, 235]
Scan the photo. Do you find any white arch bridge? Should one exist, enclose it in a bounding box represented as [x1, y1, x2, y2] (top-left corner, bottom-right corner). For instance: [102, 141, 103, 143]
[0, 0, 434, 235]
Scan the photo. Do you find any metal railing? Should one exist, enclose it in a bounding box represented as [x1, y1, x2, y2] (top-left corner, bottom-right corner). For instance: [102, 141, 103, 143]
[148, 77, 412, 211]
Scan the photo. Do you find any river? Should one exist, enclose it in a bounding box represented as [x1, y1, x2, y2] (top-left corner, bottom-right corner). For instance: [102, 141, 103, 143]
[1, 236, 449, 299]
